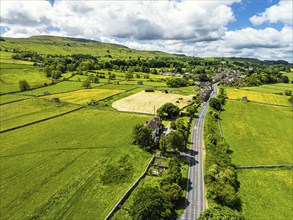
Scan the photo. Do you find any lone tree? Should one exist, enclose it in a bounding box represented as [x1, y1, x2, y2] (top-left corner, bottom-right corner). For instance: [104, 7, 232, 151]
[157, 103, 180, 119]
[82, 79, 91, 89]
[132, 124, 154, 149]
[130, 187, 176, 220]
[19, 80, 30, 91]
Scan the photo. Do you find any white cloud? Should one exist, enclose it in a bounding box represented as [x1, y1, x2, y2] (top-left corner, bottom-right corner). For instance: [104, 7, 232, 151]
[250, 0, 293, 26]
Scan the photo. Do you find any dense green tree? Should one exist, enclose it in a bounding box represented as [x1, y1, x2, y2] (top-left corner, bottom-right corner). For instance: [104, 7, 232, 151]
[198, 205, 244, 220]
[168, 158, 182, 184]
[284, 89, 292, 96]
[130, 187, 176, 220]
[132, 124, 154, 148]
[157, 103, 180, 119]
[209, 98, 221, 111]
[125, 72, 134, 80]
[161, 183, 182, 204]
[166, 78, 188, 88]
[82, 79, 91, 89]
[159, 135, 168, 154]
[288, 96, 293, 104]
[19, 80, 30, 91]
[281, 75, 289, 83]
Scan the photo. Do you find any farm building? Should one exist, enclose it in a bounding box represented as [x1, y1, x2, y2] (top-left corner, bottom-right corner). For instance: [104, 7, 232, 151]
[241, 96, 248, 102]
[50, 97, 60, 102]
[145, 88, 155, 92]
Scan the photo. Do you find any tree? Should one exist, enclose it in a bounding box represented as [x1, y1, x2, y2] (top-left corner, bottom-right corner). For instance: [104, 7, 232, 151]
[132, 124, 154, 148]
[165, 131, 185, 151]
[157, 103, 180, 119]
[130, 187, 176, 220]
[288, 96, 293, 104]
[159, 135, 168, 154]
[168, 158, 182, 184]
[19, 80, 30, 91]
[209, 98, 221, 111]
[281, 75, 289, 83]
[82, 79, 91, 89]
[284, 89, 292, 96]
[161, 183, 182, 204]
[198, 205, 244, 220]
[125, 72, 134, 80]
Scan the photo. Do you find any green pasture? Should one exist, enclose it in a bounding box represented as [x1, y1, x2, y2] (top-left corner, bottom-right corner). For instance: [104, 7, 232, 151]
[242, 83, 292, 94]
[0, 94, 29, 104]
[282, 71, 293, 81]
[0, 64, 51, 94]
[0, 98, 77, 131]
[221, 100, 292, 165]
[238, 169, 292, 220]
[20, 81, 99, 96]
[0, 109, 152, 219]
[0, 51, 34, 65]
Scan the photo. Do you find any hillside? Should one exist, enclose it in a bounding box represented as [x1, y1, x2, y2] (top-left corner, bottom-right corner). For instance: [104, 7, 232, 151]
[0, 35, 176, 59]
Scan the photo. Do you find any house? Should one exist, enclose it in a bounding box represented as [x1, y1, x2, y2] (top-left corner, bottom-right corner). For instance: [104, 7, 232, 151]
[199, 82, 212, 102]
[146, 116, 162, 140]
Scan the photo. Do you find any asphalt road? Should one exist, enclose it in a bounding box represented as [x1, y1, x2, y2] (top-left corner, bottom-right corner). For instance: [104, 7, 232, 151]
[180, 84, 217, 220]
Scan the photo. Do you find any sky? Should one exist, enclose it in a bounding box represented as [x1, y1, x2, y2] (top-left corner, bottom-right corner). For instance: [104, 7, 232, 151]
[0, 0, 292, 62]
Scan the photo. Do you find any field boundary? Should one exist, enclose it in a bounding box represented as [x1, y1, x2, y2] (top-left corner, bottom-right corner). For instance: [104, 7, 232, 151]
[105, 155, 155, 220]
[0, 106, 83, 134]
[0, 98, 28, 106]
[236, 164, 293, 169]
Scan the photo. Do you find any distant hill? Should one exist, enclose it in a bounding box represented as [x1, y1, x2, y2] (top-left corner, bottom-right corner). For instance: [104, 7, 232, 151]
[0, 35, 176, 59]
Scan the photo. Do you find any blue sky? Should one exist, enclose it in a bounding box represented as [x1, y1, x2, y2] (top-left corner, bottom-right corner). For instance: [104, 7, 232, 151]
[1, 0, 292, 62]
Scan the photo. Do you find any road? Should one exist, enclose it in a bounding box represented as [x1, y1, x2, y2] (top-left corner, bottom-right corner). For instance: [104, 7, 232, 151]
[180, 84, 217, 220]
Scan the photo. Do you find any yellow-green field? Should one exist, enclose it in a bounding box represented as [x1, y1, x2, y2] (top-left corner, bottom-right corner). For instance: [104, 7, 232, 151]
[42, 88, 124, 105]
[0, 51, 34, 65]
[225, 87, 290, 106]
[112, 90, 193, 114]
[0, 98, 77, 131]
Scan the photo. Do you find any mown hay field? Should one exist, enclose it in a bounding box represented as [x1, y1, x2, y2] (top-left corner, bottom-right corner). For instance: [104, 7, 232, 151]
[112, 90, 194, 114]
[0, 109, 152, 219]
[221, 100, 292, 165]
[43, 88, 124, 105]
[0, 98, 77, 131]
[237, 169, 293, 220]
[225, 87, 290, 106]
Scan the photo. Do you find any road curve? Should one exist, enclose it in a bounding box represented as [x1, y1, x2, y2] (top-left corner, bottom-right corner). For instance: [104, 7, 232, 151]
[180, 84, 217, 220]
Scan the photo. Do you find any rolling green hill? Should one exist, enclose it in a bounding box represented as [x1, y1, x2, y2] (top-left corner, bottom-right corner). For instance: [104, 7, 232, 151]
[0, 35, 175, 59]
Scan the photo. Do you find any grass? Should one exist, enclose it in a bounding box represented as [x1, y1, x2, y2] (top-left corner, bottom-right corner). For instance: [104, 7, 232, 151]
[0, 109, 152, 219]
[112, 90, 194, 114]
[0, 64, 51, 94]
[0, 98, 77, 131]
[42, 88, 124, 105]
[225, 87, 290, 106]
[242, 83, 292, 94]
[220, 100, 292, 165]
[0, 51, 34, 65]
[0, 94, 29, 104]
[237, 169, 293, 220]
[20, 81, 96, 96]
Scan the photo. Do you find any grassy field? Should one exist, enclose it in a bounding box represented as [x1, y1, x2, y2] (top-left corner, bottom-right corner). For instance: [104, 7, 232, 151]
[0, 51, 34, 65]
[238, 169, 292, 220]
[225, 87, 290, 106]
[20, 81, 98, 96]
[0, 98, 77, 131]
[0, 94, 29, 104]
[221, 100, 292, 165]
[0, 63, 51, 94]
[42, 88, 124, 105]
[242, 83, 292, 94]
[0, 109, 152, 219]
[112, 90, 194, 114]
[1, 36, 175, 59]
